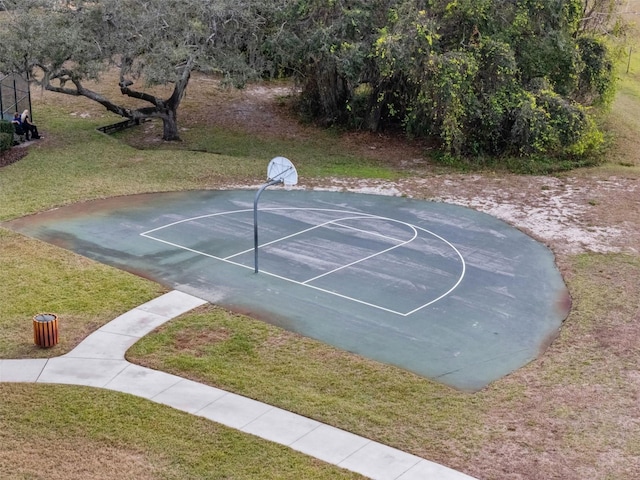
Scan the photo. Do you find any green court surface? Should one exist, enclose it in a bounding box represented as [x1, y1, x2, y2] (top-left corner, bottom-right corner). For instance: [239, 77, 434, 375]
[4, 190, 570, 391]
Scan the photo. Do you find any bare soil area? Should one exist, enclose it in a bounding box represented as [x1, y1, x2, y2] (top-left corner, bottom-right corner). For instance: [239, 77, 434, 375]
[0, 143, 29, 168]
[33, 69, 640, 262]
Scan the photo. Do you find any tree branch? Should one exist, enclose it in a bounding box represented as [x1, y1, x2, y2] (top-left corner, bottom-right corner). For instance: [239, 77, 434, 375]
[118, 84, 162, 106]
[43, 69, 134, 118]
[167, 56, 195, 109]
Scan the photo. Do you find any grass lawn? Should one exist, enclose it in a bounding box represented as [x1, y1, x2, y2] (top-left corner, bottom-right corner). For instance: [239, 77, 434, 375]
[0, 384, 363, 480]
[1, 22, 640, 479]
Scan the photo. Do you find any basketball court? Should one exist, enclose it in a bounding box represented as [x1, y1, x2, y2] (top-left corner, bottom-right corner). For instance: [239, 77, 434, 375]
[4, 189, 571, 391]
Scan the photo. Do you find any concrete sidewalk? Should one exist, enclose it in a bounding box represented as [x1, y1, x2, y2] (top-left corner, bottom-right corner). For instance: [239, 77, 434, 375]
[0, 290, 477, 480]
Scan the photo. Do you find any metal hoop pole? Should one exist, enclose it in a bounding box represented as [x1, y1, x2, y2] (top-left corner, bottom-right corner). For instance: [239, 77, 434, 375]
[254, 178, 283, 273]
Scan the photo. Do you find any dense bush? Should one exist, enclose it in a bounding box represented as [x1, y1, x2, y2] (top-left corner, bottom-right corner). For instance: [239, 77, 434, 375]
[0, 132, 13, 152]
[0, 119, 14, 135]
[0, 120, 15, 152]
[275, 0, 617, 163]
[574, 36, 616, 106]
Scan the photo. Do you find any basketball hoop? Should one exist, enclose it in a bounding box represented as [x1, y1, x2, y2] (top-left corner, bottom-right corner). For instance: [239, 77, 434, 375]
[267, 156, 298, 187]
[254, 157, 299, 273]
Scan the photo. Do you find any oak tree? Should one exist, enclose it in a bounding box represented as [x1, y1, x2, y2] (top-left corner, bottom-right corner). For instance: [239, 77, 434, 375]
[0, 0, 273, 140]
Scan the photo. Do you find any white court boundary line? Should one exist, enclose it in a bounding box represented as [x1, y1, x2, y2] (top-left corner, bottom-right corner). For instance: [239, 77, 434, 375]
[140, 207, 466, 316]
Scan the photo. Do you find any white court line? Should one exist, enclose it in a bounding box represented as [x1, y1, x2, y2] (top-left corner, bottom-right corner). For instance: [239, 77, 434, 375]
[301, 220, 417, 284]
[328, 221, 410, 243]
[140, 233, 408, 315]
[140, 207, 466, 316]
[225, 215, 412, 263]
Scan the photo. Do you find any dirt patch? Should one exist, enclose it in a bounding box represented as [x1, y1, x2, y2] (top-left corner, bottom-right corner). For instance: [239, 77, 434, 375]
[29, 59, 640, 261]
[173, 328, 232, 356]
[0, 145, 29, 168]
[40, 72, 640, 261]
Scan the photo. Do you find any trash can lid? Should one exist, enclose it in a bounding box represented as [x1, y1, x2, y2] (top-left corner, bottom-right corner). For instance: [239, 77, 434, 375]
[34, 313, 57, 322]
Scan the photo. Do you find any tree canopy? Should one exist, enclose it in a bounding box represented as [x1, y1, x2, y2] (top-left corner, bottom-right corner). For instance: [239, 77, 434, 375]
[0, 0, 275, 140]
[273, 0, 617, 159]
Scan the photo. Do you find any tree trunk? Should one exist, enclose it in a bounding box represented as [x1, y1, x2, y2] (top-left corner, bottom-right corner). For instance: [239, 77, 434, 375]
[161, 109, 180, 141]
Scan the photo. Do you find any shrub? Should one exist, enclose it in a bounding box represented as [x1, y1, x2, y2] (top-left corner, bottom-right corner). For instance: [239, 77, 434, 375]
[575, 36, 615, 107]
[0, 119, 15, 135]
[283, 0, 614, 165]
[0, 132, 13, 152]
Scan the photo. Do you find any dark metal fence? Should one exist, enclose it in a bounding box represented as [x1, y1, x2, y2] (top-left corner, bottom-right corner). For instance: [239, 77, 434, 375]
[0, 73, 32, 122]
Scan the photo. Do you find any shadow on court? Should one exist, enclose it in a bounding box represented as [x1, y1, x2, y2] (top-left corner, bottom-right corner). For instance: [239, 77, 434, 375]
[4, 190, 571, 391]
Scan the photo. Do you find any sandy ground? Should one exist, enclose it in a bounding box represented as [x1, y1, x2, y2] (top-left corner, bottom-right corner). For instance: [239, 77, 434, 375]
[308, 174, 639, 257]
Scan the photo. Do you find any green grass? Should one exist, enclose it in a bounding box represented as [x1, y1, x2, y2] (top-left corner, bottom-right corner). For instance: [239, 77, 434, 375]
[125, 253, 640, 473]
[0, 384, 363, 479]
[1, 104, 401, 223]
[0, 90, 402, 478]
[0, 229, 163, 358]
[128, 307, 485, 459]
[430, 150, 605, 174]
[0, 123, 259, 221]
[116, 122, 403, 180]
[599, 11, 640, 168]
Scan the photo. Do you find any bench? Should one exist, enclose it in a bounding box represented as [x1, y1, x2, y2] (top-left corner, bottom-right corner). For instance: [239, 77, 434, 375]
[97, 118, 143, 134]
[13, 126, 26, 144]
